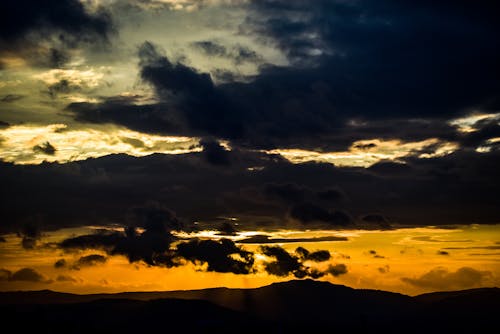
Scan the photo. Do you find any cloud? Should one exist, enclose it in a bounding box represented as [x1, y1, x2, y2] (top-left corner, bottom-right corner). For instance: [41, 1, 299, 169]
[56, 275, 78, 282]
[317, 187, 345, 202]
[378, 265, 390, 274]
[18, 221, 42, 249]
[191, 40, 263, 64]
[260, 245, 334, 279]
[260, 245, 304, 277]
[33, 141, 57, 155]
[325, 264, 348, 277]
[200, 138, 231, 165]
[54, 259, 67, 268]
[264, 183, 307, 204]
[1, 148, 500, 235]
[401, 267, 492, 290]
[9, 267, 50, 283]
[60, 203, 180, 266]
[72, 254, 107, 270]
[237, 235, 347, 244]
[0, 0, 113, 67]
[289, 202, 352, 226]
[295, 247, 330, 262]
[245, 0, 500, 119]
[217, 222, 238, 236]
[361, 214, 391, 228]
[1, 94, 24, 103]
[368, 250, 385, 259]
[176, 238, 254, 274]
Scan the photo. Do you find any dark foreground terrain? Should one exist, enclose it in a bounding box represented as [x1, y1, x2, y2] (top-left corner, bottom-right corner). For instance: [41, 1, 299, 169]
[1, 280, 498, 333]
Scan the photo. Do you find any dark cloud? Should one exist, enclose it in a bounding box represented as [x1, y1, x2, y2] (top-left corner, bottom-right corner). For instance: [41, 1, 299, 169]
[200, 138, 231, 166]
[260, 245, 304, 277]
[68, 97, 176, 134]
[192, 41, 227, 57]
[61, 203, 180, 267]
[437, 251, 450, 256]
[176, 238, 254, 274]
[18, 221, 42, 249]
[368, 250, 385, 259]
[1, 148, 500, 235]
[1, 95, 24, 103]
[290, 202, 352, 226]
[0, 121, 9, 128]
[0, 0, 113, 67]
[317, 187, 345, 202]
[217, 222, 238, 236]
[260, 245, 333, 278]
[46, 79, 80, 98]
[191, 40, 263, 65]
[245, 0, 500, 119]
[73, 254, 107, 269]
[361, 214, 391, 228]
[33, 141, 57, 155]
[295, 247, 331, 262]
[54, 259, 67, 269]
[60, 231, 124, 251]
[378, 265, 390, 274]
[9, 268, 49, 283]
[52, 0, 499, 160]
[56, 275, 77, 282]
[264, 183, 307, 204]
[401, 267, 492, 290]
[68, 9, 499, 153]
[325, 264, 348, 277]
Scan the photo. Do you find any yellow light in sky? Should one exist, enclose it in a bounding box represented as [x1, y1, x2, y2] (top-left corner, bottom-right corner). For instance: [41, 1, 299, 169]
[265, 138, 459, 167]
[0, 123, 201, 164]
[449, 112, 500, 133]
[0, 224, 498, 295]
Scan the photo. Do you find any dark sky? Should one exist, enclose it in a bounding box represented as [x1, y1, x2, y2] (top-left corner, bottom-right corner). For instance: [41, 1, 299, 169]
[0, 0, 499, 234]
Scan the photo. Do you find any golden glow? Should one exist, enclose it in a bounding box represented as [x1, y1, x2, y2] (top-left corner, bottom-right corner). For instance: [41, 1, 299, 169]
[0, 225, 498, 295]
[265, 138, 459, 167]
[449, 112, 500, 133]
[0, 123, 201, 164]
[476, 137, 500, 153]
[33, 68, 106, 88]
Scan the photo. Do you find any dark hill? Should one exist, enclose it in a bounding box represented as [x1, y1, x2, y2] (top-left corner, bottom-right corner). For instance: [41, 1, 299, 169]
[1, 280, 499, 333]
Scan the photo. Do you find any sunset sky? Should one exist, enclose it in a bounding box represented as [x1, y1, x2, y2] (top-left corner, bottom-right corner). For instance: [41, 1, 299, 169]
[0, 0, 499, 295]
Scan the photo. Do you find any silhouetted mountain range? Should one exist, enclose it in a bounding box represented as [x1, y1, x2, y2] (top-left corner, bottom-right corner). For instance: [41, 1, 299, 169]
[1, 280, 498, 333]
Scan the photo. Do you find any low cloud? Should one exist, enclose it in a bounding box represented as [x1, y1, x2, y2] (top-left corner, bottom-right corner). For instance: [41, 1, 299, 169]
[72, 254, 107, 270]
[2, 267, 51, 283]
[56, 275, 78, 283]
[237, 234, 347, 244]
[176, 238, 254, 274]
[325, 264, 348, 277]
[260, 246, 338, 279]
[54, 259, 67, 268]
[33, 141, 57, 155]
[401, 267, 492, 290]
[290, 202, 352, 226]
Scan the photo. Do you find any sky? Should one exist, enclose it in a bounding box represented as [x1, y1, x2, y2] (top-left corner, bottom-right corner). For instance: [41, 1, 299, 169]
[0, 0, 499, 294]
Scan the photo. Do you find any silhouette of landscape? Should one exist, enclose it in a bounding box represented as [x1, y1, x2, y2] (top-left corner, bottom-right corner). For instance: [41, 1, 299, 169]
[2, 280, 498, 333]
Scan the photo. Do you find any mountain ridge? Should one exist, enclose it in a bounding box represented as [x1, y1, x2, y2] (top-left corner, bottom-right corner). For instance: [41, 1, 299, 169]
[1, 280, 498, 332]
